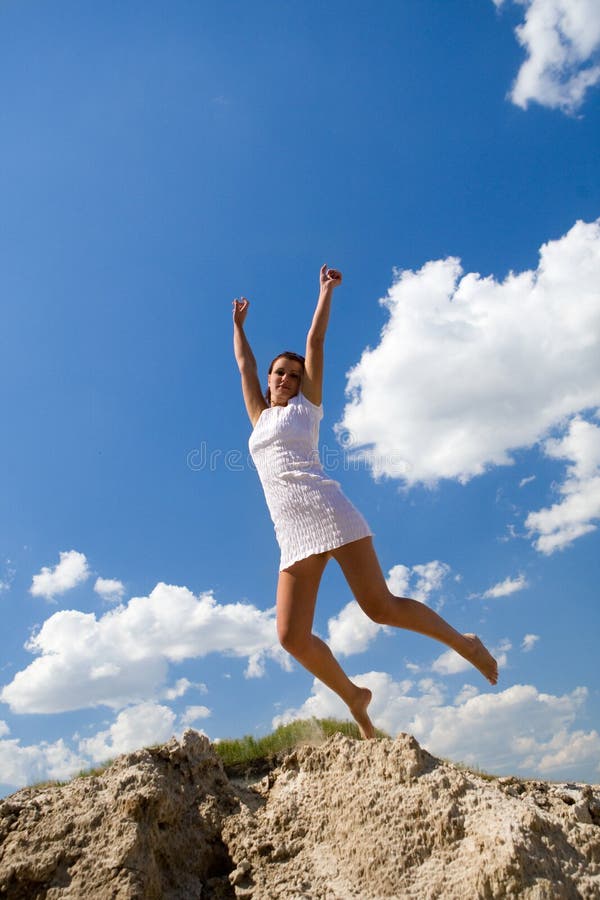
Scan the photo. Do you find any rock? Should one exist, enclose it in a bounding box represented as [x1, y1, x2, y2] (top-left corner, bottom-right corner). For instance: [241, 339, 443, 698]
[0, 730, 236, 899]
[1, 728, 599, 899]
[222, 733, 600, 899]
[229, 859, 252, 887]
[572, 801, 593, 825]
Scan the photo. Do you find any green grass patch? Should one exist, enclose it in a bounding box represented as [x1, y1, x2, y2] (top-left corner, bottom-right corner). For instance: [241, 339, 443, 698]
[27, 762, 114, 792]
[28, 779, 68, 791]
[214, 717, 387, 767]
[447, 759, 501, 781]
[74, 761, 114, 779]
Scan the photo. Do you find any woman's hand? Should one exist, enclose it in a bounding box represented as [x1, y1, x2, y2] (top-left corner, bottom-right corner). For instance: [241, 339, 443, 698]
[232, 297, 250, 327]
[320, 264, 343, 291]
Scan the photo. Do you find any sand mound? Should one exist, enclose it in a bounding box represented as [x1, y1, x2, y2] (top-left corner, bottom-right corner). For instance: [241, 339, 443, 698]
[0, 729, 598, 898]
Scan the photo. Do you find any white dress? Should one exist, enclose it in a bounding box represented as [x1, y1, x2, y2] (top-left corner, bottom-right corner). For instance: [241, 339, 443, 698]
[248, 392, 372, 570]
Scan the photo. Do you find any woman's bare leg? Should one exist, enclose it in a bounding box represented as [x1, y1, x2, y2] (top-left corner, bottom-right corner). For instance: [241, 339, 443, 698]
[332, 538, 498, 685]
[277, 553, 376, 738]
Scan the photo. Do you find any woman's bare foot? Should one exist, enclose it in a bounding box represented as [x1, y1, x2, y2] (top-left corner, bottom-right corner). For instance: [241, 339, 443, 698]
[349, 686, 376, 739]
[460, 634, 498, 685]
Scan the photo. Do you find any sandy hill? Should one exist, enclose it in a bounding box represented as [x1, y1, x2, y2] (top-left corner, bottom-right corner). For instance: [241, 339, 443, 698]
[0, 729, 598, 899]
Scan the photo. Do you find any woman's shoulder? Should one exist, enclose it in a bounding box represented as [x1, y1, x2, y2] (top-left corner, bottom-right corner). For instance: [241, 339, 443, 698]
[298, 391, 323, 415]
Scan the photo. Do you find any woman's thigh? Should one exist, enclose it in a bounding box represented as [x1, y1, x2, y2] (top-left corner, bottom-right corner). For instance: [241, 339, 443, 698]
[276, 552, 329, 642]
[331, 537, 392, 621]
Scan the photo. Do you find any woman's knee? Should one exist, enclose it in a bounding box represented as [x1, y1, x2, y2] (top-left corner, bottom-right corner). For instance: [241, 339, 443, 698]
[277, 620, 311, 657]
[358, 588, 394, 625]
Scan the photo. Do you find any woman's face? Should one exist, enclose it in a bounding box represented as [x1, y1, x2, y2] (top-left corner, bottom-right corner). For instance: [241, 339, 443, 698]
[268, 357, 304, 406]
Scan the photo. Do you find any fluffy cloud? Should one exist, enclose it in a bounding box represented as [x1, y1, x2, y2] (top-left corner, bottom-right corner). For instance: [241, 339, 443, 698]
[411, 683, 599, 777]
[431, 649, 473, 677]
[526, 728, 600, 773]
[337, 219, 600, 488]
[274, 672, 600, 780]
[94, 577, 125, 603]
[432, 639, 510, 677]
[481, 574, 529, 599]
[522, 633, 540, 651]
[0, 733, 87, 789]
[1, 582, 286, 714]
[327, 601, 383, 657]
[526, 416, 600, 552]
[387, 561, 452, 603]
[30, 550, 90, 601]
[0, 703, 199, 790]
[519, 475, 536, 488]
[78, 702, 177, 763]
[161, 678, 206, 700]
[327, 560, 451, 657]
[180, 705, 211, 727]
[494, 0, 600, 112]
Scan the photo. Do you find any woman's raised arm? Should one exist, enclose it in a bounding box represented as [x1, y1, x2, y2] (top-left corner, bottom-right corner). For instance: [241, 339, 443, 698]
[302, 265, 343, 406]
[233, 298, 268, 426]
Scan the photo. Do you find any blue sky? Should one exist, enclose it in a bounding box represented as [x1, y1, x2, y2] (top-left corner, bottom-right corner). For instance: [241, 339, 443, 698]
[1, 0, 599, 792]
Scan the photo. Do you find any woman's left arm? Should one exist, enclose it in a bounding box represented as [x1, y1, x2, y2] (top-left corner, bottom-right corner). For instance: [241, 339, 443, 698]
[302, 264, 343, 406]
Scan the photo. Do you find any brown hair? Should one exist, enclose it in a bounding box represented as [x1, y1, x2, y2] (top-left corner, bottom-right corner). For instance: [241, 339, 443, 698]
[265, 351, 305, 405]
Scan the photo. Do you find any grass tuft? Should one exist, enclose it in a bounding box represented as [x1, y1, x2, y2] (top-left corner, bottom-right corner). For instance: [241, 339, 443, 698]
[28, 779, 68, 791]
[74, 762, 114, 779]
[447, 758, 501, 781]
[213, 717, 388, 766]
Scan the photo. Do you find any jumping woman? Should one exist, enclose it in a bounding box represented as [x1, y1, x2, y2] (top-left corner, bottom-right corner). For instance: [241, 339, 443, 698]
[233, 264, 498, 739]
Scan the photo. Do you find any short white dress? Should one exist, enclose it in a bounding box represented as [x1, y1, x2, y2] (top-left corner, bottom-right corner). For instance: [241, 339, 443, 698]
[248, 391, 372, 570]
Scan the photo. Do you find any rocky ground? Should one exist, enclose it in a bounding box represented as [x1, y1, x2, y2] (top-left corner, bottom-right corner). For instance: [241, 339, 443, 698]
[0, 729, 598, 898]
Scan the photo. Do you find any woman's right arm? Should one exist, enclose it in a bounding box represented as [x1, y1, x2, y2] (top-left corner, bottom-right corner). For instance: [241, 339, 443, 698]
[233, 298, 268, 427]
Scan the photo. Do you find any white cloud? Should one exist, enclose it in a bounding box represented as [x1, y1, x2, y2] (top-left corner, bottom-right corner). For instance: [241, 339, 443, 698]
[496, 638, 512, 657]
[30, 550, 90, 601]
[519, 475, 536, 488]
[526, 416, 600, 552]
[180, 705, 211, 727]
[454, 684, 480, 705]
[0, 721, 9, 738]
[386, 564, 411, 597]
[274, 673, 600, 780]
[532, 728, 600, 773]
[481, 573, 529, 599]
[431, 648, 472, 676]
[1, 582, 287, 714]
[337, 219, 600, 488]
[327, 560, 452, 657]
[495, 0, 600, 112]
[412, 560, 450, 603]
[0, 736, 87, 788]
[327, 601, 382, 657]
[0, 702, 199, 791]
[431, 640, 510, 677]
[386, 561, 451, 603]
[162, 678, 206, 700]
[411, 683, 598, 776]
[78, 702, 177, 763]
[410, 561, 452, 602]
[94, 577, 125, 603]
[522, 633, 540, 651]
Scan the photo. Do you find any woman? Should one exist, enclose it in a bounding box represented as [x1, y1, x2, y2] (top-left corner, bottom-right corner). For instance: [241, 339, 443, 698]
[233, 265, 498, 739]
